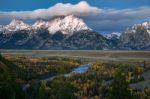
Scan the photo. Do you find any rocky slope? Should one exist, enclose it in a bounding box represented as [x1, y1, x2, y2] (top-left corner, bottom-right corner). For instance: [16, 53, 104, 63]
[119, 22, 150, 50]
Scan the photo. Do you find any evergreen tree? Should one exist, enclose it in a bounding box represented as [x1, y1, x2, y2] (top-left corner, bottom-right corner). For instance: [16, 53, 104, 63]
[110, 71, 132, 99]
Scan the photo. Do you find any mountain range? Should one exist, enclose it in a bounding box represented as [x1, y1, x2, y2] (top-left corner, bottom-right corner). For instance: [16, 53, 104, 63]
[0, 15, 149, 50]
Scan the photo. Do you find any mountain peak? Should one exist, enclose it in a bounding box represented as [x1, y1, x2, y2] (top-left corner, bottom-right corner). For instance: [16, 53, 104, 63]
[6, 19, 30, 31]
[9, 19, 24, 26]
[142, 22, 150, 26]
[125, 21, 150, 34]
[47, 14, 92, 35]
[133, 21, 150, 28]
[32, 14, 91, 35]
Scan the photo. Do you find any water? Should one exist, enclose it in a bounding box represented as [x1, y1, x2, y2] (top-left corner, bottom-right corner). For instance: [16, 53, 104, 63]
[42, 64, 91, 81]
[23, 64, 91, 91]
[70, 64, 91, 74]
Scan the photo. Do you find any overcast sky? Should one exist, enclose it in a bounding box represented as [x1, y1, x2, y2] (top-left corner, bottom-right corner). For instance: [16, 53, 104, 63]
[0, 0, 150, 33]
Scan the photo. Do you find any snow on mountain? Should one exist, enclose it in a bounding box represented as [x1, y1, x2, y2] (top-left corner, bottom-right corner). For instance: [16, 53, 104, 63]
[46, 14, 91, 34]
[32, 19, 49, 29]
[5, 19, 30, 31]
[0, 15, 92, 35]
[104, 32, 121, 39]
[125, 21, 150, 35]
[142, 22, 150, 34]
[111, 32, 121, 38]
[142, 22, 150, 27]
[32, 15, 91, 35]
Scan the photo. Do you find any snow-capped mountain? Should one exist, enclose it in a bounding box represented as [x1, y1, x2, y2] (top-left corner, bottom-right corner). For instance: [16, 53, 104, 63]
[0, 16, 149, 50]
[0, 15, 91, 35]
[32, 14, 91, 35]
[47, 15, 91, 35]
[4, 19, 30, 31]
[0, 15, 110, 50]
[119, 21, 150, 50]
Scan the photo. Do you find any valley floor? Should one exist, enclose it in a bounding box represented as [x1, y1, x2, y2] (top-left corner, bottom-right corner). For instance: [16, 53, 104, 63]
[1, 49, 150, 66]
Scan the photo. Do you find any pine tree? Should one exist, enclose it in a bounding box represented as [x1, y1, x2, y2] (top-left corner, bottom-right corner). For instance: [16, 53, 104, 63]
[110, 71, 132, 99]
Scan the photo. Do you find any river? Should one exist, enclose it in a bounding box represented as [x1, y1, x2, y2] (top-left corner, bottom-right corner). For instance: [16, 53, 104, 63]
[41, 64, 91, 81]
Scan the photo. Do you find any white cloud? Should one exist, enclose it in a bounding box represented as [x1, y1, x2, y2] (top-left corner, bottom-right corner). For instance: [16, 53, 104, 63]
[0, 1, 101, 19]
[0, 1, 150, 33]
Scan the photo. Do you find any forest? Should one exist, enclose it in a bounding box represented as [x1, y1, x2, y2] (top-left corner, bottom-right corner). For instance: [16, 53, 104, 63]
[0, 53, 150, 99]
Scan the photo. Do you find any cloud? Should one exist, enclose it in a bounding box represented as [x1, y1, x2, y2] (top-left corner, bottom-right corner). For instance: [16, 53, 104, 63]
[0, 1, 150, 33]
[0, 1, 100, 19]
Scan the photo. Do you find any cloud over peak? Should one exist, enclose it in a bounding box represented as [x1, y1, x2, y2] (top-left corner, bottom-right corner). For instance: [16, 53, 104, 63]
[0, 1, 100, 20]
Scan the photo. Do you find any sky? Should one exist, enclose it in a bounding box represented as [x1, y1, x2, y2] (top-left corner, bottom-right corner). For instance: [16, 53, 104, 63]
[0, 0, 150, 33]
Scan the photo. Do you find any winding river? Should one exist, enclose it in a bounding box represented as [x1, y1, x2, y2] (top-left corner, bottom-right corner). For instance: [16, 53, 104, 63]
[41, 64, 91, 81]
[23, 64, 91, 91]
